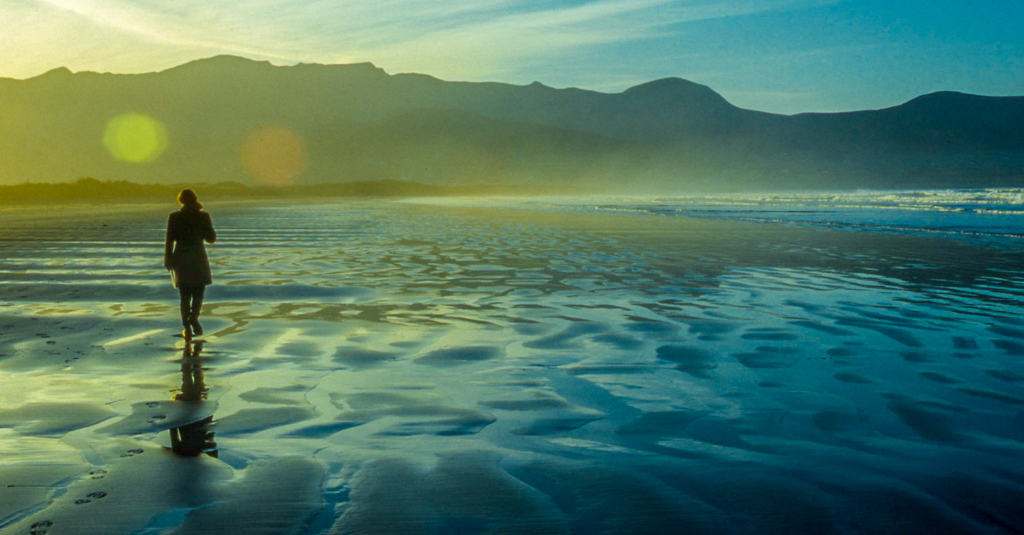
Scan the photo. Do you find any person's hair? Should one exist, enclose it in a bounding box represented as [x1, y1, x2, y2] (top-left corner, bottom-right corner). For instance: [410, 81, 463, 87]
[178, 189, 202, 210]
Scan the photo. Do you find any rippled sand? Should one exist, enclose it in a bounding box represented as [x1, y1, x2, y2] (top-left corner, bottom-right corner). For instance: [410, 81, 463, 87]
[1, 200, 1023, 534]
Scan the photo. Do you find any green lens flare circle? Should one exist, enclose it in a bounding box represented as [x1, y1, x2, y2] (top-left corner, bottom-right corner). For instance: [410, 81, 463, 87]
[103, 113, 168, 163]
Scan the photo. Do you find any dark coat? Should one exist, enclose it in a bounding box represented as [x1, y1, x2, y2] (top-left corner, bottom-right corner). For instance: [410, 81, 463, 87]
[165, 207, 216, 287]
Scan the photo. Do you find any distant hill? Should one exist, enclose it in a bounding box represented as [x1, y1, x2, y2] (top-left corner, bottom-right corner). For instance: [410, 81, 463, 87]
[1, 55, 1021, 192]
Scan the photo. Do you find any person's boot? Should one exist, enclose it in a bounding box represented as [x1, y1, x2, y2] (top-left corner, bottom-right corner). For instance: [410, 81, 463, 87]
[182, 324, 193, 339]
[190, 319, 203, 336]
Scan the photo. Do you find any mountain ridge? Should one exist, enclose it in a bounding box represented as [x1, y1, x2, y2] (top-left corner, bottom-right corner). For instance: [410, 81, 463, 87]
[23, 55, 1020, 115]
[2, 55, 1021, 192]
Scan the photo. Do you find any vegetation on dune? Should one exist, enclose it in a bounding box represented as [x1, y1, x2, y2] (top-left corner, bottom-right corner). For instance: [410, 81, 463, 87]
[0, 177, 568, 205]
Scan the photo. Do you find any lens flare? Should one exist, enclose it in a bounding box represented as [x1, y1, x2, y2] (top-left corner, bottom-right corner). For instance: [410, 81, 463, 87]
[103, 113, 168, 163]
[239, 127, 308, 185]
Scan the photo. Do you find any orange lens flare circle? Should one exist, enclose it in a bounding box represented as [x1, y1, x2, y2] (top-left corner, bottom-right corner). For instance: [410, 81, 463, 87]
[239, 127, 308, 185]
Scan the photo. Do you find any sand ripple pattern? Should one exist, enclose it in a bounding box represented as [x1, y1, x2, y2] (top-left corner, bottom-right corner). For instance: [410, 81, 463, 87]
[1, 201, 1023, 534]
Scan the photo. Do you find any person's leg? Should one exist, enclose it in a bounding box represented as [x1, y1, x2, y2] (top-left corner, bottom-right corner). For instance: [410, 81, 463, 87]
[189, 285, 206, 335]
[178, 286, 191, 328]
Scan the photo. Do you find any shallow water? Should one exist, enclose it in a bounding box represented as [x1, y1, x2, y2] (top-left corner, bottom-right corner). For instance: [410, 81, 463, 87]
[1, 200, 1023, 534]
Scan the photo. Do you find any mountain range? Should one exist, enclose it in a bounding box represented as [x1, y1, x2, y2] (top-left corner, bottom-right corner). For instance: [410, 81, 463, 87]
[1, 55, 1021, 192]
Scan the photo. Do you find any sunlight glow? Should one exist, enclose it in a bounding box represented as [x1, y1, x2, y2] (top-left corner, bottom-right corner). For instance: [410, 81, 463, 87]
[102, 113, 169, 163]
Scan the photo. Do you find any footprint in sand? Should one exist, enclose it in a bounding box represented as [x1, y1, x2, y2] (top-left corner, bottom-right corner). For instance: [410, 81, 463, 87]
[30, 520, 53, 535]
[145, 402, 159, 408]
[88, 469, 107, 480]
[74, 491, 107, 505]
[119, 448, 145, 458]
[147, 415, 167, 424]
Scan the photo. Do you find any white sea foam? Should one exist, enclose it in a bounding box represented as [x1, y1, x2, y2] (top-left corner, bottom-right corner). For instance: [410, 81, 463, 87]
[411, 188, 1024, 237]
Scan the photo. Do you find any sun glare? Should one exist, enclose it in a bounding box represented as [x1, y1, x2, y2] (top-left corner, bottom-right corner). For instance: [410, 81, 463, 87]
[102, 113, 169, 163]
[239, 127, 308, 185]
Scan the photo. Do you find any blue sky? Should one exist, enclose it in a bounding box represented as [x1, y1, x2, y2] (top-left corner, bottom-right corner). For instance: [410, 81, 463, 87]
[4, 0, 1021, 113]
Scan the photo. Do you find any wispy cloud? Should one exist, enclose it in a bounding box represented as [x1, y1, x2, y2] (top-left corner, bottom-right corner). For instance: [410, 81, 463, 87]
[10, 0, 835, 79]
[30, 0, 316, 63]
[364, 0, 827, 79]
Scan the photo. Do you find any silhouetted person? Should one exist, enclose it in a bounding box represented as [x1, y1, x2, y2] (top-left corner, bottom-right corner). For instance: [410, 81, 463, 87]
[169, 340, 217, 457]
[165, 189, 216, 339]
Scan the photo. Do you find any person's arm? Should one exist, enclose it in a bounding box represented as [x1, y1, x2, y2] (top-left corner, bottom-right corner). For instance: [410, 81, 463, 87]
[164, 216, 175, 269]
[205, 213, 217, 244]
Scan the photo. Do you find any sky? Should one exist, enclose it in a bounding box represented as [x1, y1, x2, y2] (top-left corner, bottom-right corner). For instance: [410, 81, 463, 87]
[3, 0, 1021, 114]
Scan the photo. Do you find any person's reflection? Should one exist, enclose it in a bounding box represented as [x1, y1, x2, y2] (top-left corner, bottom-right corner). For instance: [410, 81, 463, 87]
[169, 340, 218, 458]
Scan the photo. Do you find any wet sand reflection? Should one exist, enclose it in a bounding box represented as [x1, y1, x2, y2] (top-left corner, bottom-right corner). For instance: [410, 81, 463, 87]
[168, 340, 217, 458]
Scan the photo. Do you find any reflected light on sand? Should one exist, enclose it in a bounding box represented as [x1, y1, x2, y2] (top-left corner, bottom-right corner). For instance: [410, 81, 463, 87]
[239, 127, 308, 185]
[103, 113, 169, 163]
[103, 328, 164, 347]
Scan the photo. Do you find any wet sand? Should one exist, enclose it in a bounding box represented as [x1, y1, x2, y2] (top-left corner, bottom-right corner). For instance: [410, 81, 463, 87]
[1, 199, 1023, 534]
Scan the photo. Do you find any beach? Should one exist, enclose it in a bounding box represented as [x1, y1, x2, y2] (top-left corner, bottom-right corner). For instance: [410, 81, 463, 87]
[2, 197, 1023, 534]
